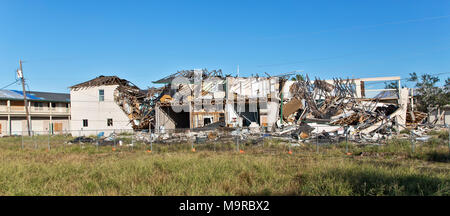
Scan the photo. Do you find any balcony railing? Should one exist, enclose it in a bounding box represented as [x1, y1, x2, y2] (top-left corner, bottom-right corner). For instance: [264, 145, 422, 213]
[0, 106, 70, 114]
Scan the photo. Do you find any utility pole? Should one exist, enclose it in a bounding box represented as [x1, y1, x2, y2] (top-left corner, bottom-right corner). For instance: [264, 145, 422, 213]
[18, 60, 31, 136]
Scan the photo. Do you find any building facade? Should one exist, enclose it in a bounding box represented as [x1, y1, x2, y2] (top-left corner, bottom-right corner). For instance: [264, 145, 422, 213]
[69, 76, 134, 136]
[0, 90, 70, 136]
[152, 72, 409, 132]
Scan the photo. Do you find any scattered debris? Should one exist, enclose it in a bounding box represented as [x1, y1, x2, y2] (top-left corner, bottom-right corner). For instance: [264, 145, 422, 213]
[77, 72, 437, 145]
[67, 136, 94, 144]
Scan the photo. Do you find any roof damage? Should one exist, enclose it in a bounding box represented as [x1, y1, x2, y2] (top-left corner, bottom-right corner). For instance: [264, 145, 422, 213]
[71, 71, 433, 145]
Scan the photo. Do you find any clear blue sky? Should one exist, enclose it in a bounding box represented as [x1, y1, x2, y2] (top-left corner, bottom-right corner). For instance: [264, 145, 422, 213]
[1, 0, 449, 93]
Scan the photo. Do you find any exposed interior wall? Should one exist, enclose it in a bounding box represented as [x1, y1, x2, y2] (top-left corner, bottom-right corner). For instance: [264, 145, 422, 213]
[281, 80, 295, 99]
[155, 105, 190, 131]
[259, 101, 269, 127]
[266, 101, 279, 128]
[191, 112, 224, 128]
[225, 103, 240, 127]
[226, 77, 277, 99]
[239, 103, 259, 127]
[396, 88, 409, 128]
[155, 105, 175, 131]
[224, 77, 279, 127]
[429, 108, 450, 125]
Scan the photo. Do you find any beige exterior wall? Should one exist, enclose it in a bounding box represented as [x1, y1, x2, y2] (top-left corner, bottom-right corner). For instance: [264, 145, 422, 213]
[0, 117, 69, 136]
[30, 117, 69, 135]
[70, 85, 133, 136]
[0, 99, 70, 136]
[0, 118, 7, 135]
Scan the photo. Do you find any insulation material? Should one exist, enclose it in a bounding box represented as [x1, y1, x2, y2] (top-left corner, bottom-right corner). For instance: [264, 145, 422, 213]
[228, 77, 276, 98]
[281, 80, 295, 99]
[266, 101, 279, 128]
[225, 103, 240, 127]
[406, 111, 427, 125]
[308, 123, 341, 133]
[282, 98, 303, 120]
[395, 88, 408, 127]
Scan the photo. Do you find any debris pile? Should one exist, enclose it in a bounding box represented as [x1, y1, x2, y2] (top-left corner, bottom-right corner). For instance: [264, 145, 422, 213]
[72, 73, 436, 145]
[284, 76, 429, 142]
[145, 72, 432, 144]
[114, 86, 162, 130]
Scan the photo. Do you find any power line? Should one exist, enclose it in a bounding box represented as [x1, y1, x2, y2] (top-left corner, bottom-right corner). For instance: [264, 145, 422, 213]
[256, 14, 450, 69]
[309, 14, 450, 35]
[257, 51, 371, 68]
[0, 79, 20, 90]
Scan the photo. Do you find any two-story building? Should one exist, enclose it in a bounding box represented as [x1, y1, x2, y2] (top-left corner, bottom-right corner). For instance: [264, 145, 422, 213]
[69, 76, 134, 136]
[0, 90, 70, 136]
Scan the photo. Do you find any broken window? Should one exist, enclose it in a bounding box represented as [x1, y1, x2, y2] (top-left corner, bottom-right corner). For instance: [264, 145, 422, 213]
[107, 118, 113, 127]
[83, 119, 88, 127]
[203, 117, 212, 126]
[99, 89, 104, 101]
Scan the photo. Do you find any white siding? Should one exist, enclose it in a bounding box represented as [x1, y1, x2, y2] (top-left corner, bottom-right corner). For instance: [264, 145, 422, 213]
[11, 120, 22, 135]
[31, 119, 44, 134]
[0, 119, 7, 136]
[70, 85, 133, 136]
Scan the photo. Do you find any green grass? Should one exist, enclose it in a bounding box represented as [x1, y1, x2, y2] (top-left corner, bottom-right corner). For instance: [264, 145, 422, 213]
[0, 134, 448, 196]
[428, 129, 449, 141]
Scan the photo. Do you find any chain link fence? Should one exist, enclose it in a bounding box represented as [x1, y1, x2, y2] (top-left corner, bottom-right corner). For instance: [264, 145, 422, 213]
[0, 124, 449, 156]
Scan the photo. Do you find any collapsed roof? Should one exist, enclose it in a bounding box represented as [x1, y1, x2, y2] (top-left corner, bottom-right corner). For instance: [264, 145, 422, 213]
[69, 75, 138, 91]
[69, 71, 429, 138]
[70, 75, 163, 130]
[152, 69, 225, 84]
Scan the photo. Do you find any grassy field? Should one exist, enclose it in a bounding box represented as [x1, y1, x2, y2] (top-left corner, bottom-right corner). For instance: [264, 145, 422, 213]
[0, 131, 449, 196]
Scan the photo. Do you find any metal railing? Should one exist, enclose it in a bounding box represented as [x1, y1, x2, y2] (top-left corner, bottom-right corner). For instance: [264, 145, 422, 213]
[0, 106, 70, 114]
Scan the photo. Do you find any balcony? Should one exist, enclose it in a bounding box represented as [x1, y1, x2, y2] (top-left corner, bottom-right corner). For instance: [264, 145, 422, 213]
[0, 105, 70, 115]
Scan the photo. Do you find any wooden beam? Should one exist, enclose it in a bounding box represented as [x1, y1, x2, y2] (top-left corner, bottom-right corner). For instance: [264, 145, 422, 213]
[359, 76, 401, 82]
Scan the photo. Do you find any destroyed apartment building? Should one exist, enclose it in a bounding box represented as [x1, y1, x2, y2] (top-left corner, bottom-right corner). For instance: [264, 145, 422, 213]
[69, 71, 429, 142]
[152, 71, 426, 137]
[69, 75, 157, 136]
[152, 69, 282, 131]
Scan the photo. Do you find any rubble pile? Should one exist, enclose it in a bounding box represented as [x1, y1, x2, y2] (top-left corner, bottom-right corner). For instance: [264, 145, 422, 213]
[114, 86, 163, 130]
[82, 73, 437, 145]
[284, 76, 429, 142]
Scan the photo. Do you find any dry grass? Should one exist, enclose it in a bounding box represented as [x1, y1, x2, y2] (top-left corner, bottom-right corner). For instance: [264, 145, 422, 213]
[0, 134, 449, 196]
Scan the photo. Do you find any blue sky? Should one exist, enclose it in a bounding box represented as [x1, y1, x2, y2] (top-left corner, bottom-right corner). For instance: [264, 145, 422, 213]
[0, 0, 449, 93]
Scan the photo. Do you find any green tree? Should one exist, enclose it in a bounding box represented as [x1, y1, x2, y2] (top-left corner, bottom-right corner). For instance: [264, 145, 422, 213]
[445, 77, 450, 93]
[384, 81, 399, 90]
[291, 74, 305, 81]
[408, 72, 449, 113]
[383, 81, 400, 97]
